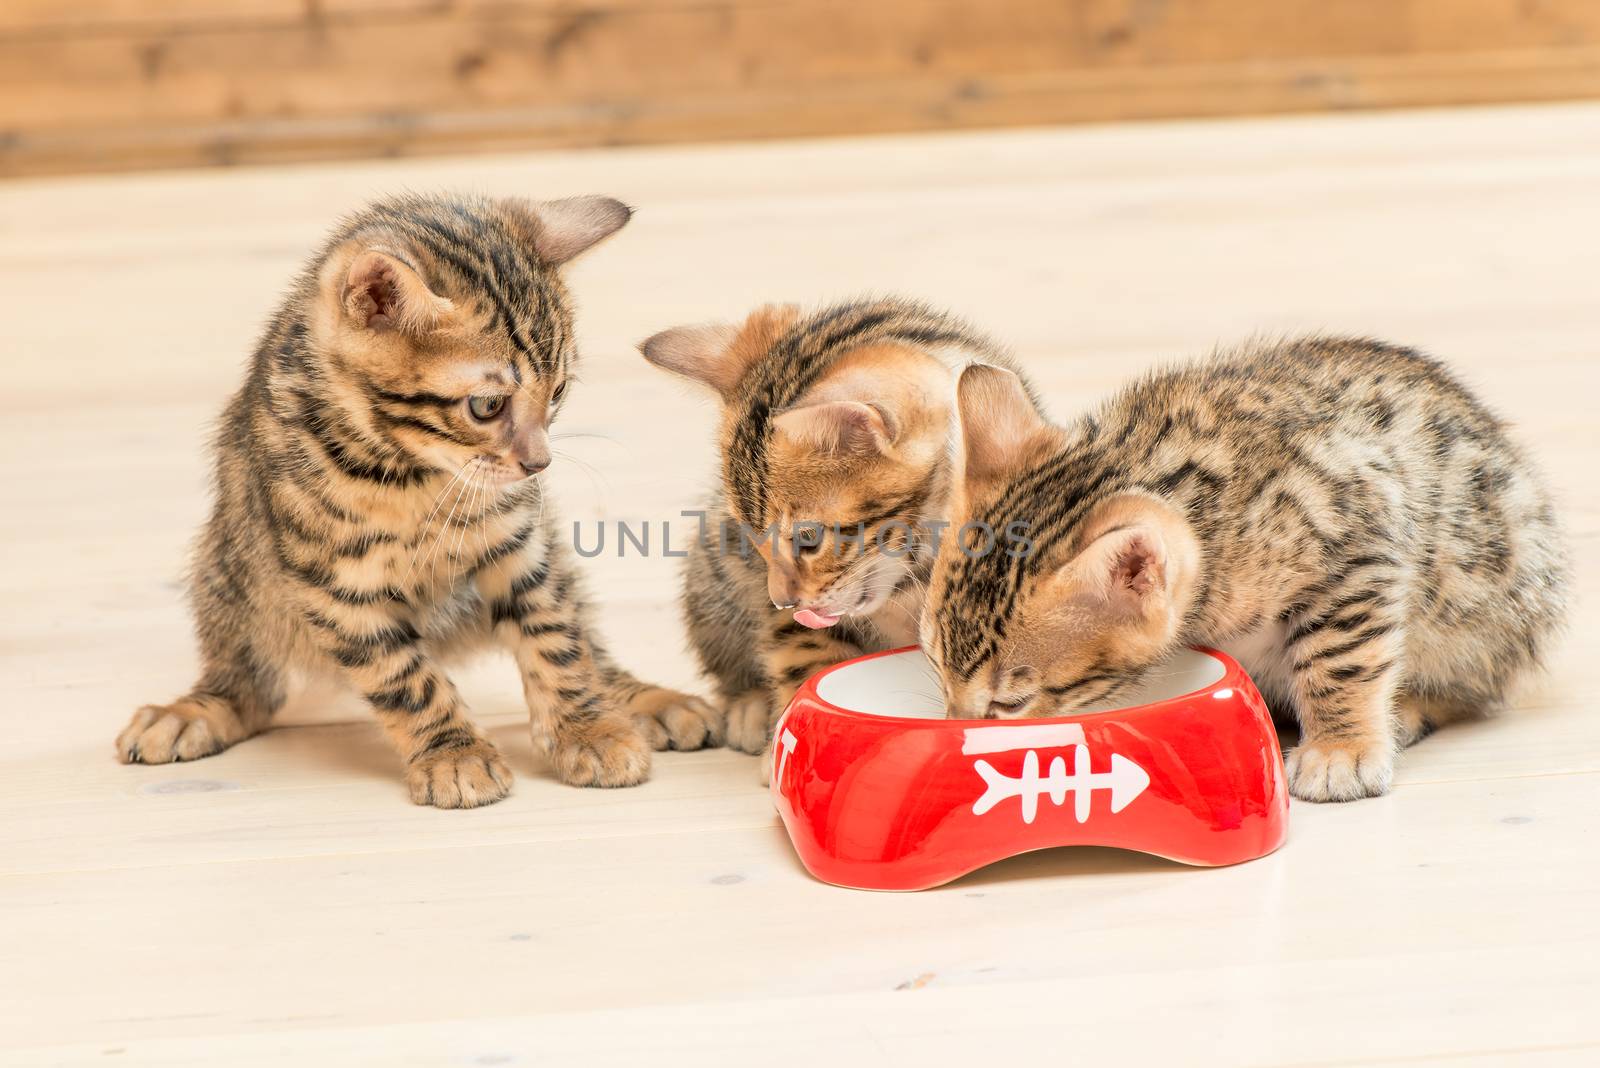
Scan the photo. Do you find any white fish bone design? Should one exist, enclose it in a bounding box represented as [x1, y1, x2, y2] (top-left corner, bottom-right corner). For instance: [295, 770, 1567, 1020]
[775, 726, 798, 782]
[971, 744, 1150, 824]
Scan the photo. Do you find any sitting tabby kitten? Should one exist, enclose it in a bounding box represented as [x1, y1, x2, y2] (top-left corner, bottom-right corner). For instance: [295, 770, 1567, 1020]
[640, 298, 1041, 765]
[922, 337, 1568, 802]
[118, 193, 718, 808]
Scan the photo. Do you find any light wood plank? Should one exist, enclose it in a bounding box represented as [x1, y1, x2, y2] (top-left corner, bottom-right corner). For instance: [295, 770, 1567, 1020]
[3, 772, 1596, 1059]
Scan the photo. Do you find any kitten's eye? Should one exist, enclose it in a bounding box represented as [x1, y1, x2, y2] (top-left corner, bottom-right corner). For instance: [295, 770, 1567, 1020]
[794, 528, 828, 556]
[550, 380, 569, 406]
[467, 394, 507, 421]
[989, 693, 1034, 717]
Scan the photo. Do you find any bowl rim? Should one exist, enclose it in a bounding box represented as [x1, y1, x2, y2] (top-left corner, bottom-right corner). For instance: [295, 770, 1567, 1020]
[799, 644, 1249, 726]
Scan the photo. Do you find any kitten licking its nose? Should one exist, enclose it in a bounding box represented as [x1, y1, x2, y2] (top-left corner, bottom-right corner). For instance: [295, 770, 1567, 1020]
[921, 337, 1568, 802]
[117, 193, 719, 808]
[639, 298, 1044, 769]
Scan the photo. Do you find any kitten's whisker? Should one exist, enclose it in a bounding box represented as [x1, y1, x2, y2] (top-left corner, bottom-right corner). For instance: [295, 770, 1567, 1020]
[416, 458, 479, 587]
[549, 431, 624, 446]
[887, 685, 945, 705]
[868, 593, 925, 629]
[548, 432, 636, 466]
[449, 466, 484, 568]
[552, 448, 611, 499]
[414, 460, 470, 534]
[476, 473, 496, 566]
[404, 459, 473, 586]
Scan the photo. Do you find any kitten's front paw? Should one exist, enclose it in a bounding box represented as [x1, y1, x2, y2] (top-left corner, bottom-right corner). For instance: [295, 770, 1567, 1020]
[551, 717, 652, 788]
[1286, 736, 1394, 802]
[628, 686, 725, 751]
[723, 690, 773, 755]
[116, 698, 247, 764]
[406, 739, 513, 809]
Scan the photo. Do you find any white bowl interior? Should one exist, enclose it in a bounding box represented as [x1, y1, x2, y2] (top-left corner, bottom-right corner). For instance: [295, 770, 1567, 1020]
[813, 648, 1228, 720]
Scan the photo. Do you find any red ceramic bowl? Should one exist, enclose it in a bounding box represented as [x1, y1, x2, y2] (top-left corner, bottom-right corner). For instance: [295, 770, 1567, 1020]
[769, 646, 1289, 890]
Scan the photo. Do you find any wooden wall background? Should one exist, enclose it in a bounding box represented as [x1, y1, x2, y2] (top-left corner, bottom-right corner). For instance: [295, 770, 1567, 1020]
[5, 0, 1600, 177]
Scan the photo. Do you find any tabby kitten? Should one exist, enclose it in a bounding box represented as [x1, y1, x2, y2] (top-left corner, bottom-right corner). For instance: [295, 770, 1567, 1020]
[640, 298, 1041, 766]
[922, 337, 1567, 802]
[117, 193, 719, 808]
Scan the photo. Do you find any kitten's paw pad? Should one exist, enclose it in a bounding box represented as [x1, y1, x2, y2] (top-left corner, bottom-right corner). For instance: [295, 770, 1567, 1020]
[552, 718, 652, 788]
[629, 687, 724, 751]
[1286, 738, 1394, 802]
[406, 740, 513, 809]
[723, 691, 773, 755]
[116, 699, 243, 764]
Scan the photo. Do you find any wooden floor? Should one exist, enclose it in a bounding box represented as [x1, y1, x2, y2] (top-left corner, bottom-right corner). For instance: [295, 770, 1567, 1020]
[2, 103, 1598, 1066]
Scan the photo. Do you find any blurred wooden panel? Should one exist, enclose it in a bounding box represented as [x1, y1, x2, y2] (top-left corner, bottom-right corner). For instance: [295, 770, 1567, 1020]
[4, 0, 1600, 176]
[0, 0, 302, 33]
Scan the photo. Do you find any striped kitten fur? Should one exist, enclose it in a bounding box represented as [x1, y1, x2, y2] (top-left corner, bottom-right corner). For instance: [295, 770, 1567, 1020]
[117, 193, 719, 808]
[923, 337, 1568, 802]
[640, 298, 1041, 768]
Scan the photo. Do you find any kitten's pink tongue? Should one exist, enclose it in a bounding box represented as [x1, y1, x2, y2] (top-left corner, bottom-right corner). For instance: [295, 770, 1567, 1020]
[794, 608, 840, 629]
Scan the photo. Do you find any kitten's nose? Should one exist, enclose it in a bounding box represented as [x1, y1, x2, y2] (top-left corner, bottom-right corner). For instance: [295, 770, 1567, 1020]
[512, 428, 551, 477]
[767, 567, 801, 612]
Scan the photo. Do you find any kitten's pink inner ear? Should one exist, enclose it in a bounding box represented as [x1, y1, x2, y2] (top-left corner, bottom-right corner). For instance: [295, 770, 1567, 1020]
[1111, 532, 1165, 596]
[529, 195, 632, 265]
[773, 401, 894, 457]
[957, 364, 1045, 482]
[638, 323, 741, 393]
[343, 250, 451, 333]
[1082, 527, 1168, 613]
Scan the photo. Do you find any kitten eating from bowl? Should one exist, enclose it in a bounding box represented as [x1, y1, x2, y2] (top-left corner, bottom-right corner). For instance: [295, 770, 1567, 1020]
[920, 338, 1568, 802]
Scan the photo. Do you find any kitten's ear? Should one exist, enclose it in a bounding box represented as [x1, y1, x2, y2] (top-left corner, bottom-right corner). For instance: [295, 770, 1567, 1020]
[341, 249, 454, 333]
[957, 364, 1046, 483]
[1057, 525, 1170, 620]
[639, 304, 800, 397]
[1061, 493, 1197, 621]
[773, 401, 895, 457]
[526, 195, 632, 265]
[639, 323, 741, 392]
